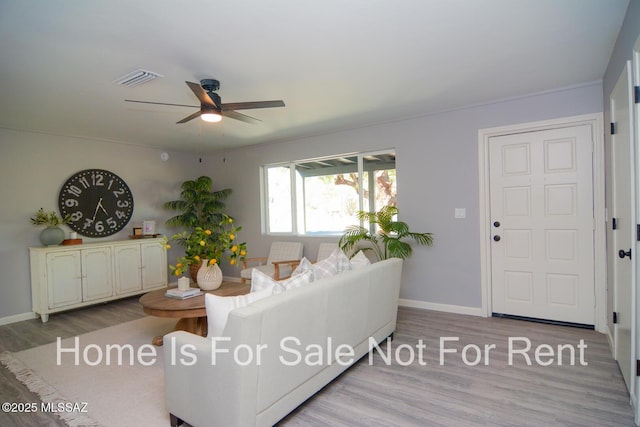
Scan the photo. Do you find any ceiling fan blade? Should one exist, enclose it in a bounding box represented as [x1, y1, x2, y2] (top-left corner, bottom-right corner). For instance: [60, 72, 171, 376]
[221, 110, 261, 124]
[176, 110, 203, 124]
[220, 100, 285, 111]
[125, 99, 199, 108]
[185, 81, 218, 107]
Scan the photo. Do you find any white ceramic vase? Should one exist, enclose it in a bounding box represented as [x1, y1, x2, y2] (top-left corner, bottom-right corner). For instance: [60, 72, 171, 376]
[196, 259, 223, 291]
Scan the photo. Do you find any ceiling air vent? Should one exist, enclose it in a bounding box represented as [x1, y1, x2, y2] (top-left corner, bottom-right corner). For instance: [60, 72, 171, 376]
[113, 69, 163, 87]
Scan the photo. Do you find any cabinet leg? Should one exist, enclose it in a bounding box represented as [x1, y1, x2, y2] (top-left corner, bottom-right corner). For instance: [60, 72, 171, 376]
[40, 313, 49, 323]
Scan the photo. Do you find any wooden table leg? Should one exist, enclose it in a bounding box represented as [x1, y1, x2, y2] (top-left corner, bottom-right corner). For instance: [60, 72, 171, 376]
[152, 316, 208, 346]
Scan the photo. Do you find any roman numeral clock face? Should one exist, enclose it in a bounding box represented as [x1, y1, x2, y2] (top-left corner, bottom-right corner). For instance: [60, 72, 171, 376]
[58, 169, 134, 237]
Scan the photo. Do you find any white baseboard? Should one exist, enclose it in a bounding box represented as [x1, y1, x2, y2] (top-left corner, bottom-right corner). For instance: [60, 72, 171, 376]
[0, 311, 37, 326]
[604, 324, 616, 358]
[398, 298, 485, 317]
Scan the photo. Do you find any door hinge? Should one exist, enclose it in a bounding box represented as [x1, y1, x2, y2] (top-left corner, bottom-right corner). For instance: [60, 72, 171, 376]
[637, 224, 640, 242]
[636, 360, 640, 377]
[613, 311, 619, 324]
[611, 122, 617, 135]
[612, 218, 618, 230]
[635, 86, 640, 104]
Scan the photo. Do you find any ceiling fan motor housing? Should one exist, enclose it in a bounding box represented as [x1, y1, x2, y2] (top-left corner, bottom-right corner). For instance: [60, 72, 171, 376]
[207, 92, 222, 109]
[200, 79, 220, 92]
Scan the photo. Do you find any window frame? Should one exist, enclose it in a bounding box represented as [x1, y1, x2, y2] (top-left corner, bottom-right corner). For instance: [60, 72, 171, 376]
[261, 149, 396, 236]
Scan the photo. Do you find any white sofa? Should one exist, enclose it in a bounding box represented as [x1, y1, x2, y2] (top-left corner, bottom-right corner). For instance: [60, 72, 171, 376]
[164, 257, 403, 427]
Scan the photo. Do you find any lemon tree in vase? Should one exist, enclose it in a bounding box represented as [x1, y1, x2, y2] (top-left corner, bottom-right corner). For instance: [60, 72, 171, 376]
[163, 176, 246, 289]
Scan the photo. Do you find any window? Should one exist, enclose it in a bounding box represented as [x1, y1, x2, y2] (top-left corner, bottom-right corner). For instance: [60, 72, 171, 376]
[262, 150, 396, 235]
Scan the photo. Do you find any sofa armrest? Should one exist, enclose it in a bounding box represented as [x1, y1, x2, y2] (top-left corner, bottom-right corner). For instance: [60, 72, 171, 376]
[164, 331, 259, 427]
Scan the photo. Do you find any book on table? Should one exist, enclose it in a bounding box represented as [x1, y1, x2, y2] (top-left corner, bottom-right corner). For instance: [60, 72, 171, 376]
[165, 288, 203, 299]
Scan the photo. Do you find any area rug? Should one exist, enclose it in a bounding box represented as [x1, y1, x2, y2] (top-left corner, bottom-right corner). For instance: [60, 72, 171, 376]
[0, 316, 177, 427]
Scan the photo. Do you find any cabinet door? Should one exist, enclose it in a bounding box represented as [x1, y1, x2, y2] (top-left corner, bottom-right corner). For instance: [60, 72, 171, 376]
[82, 247, 113, 301]
[46, 251, 82, 309]
[113, 245, 142, 294]
[141, 242, 167, 290]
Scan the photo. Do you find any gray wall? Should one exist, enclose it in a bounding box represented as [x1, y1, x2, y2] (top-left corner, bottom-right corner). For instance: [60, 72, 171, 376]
[209, 83, 603, 309]
[0, 65, 612, 320]
[0, 128, 205, 319]
[604, 0, 640, 100]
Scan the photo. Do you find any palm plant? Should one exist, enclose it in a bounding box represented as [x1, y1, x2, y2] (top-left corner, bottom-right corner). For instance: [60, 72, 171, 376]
[164, 176, 231, 230]
[339, 205, 433, 261]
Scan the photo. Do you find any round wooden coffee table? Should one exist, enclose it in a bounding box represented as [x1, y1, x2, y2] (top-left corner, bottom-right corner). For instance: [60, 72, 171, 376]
[139, 281, 250, 345]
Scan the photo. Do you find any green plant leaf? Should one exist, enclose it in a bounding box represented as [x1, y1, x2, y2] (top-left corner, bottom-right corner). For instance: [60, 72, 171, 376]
[340, 206, 432, 262]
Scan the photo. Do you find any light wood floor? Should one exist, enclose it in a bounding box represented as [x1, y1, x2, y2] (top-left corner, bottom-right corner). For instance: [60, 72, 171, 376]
[0, 300, 635, 426]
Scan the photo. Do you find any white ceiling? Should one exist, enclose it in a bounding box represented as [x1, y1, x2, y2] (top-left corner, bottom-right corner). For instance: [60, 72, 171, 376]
[0, 0, 629, 153]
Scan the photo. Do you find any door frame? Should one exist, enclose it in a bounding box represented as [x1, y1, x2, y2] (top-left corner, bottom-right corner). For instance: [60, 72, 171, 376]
[633, 34, 640, 425]
[478, 113, 606, 332]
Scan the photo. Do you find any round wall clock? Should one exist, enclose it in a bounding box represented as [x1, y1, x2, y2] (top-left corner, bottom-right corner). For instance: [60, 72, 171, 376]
[58, 169, 134, 237]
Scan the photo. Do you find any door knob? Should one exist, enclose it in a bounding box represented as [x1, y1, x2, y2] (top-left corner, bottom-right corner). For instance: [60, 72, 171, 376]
[493, 235, 501, 242]
[493, 221, 501, 227]
[618, 249, 632, 260]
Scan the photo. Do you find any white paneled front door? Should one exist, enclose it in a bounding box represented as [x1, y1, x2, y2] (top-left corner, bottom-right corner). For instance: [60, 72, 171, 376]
[489, 125, 595, 325]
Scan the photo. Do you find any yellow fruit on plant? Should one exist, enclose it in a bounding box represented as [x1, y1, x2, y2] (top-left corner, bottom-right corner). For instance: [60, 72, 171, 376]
[209, 259, 217, 265]
[240, 250, 246, 256]
[229, 234, 235, 240]
[205, 229, 212, 235]
[199, 240, 206, 246]
[165, 244, 171, 249]
[230, 259, 236, 265]
[176, 262, 183, 268]
[174, 270, 181, 276]
[194, 255, 200, 262]
[231, 245, 238, 252]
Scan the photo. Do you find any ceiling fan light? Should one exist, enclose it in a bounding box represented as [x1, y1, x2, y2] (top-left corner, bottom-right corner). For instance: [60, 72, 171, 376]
[201, 112, 222, 123]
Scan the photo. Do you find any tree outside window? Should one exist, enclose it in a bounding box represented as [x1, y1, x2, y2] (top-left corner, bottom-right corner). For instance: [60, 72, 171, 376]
[263, 150, 396, 235]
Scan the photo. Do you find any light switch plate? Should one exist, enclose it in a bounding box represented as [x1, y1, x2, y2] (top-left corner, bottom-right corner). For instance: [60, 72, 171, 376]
[455, 208, 466, 219]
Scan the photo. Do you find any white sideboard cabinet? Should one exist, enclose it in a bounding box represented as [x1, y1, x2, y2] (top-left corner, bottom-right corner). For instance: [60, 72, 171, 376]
[30, 238, 167, 322]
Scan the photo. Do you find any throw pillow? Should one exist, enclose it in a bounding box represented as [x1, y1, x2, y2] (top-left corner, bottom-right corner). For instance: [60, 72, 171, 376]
[249, 268, 284, 295]
[350, 250, 372, 269]
[312, 254, 339, 279]
[252, 268, 313, 294]
[205, 286, 273, 337]
[291, 257, 315, 279]
[333, 249, 352, 273]
[292, 249, 353, 280]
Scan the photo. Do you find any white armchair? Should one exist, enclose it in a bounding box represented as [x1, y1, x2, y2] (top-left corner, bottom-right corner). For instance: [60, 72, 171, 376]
[240, 241, 303, 283]
[316, 242, 339, 261]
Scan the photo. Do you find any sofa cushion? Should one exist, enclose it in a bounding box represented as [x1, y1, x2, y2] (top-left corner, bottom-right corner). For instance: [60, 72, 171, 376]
[251, 268, 313, 293]
[205, 286, 274, 337]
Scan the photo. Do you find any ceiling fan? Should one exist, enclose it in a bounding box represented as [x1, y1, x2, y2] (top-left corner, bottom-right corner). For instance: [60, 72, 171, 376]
[125, 79, 285, 124]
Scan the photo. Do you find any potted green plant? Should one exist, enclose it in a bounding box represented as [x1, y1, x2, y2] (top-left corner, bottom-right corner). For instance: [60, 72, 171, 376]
[339, 205, 433, 261]
[30, 208, 71, 246]
[164, 175, 231, 230]
[163, 176, 246, 284]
